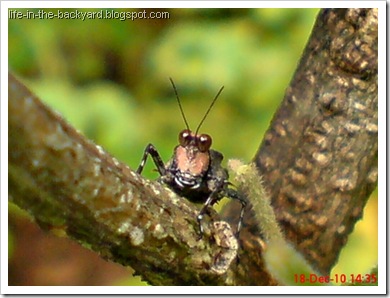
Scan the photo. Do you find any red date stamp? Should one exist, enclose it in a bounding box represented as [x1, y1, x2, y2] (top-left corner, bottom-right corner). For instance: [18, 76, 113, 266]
[294, 273, 377, 285]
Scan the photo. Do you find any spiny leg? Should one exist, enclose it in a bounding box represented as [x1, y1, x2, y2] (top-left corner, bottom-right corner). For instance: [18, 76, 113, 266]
[224, 188, 247, 264]
[196, 188, 247, 240]
[136, 143, 166, 175]
[196, 192, 218, 239]
[225, 188, 247, 239]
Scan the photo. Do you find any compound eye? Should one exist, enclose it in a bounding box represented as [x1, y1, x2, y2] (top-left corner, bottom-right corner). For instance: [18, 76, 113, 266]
[197, 134, 212, 152]
[179, 129, 192, 146]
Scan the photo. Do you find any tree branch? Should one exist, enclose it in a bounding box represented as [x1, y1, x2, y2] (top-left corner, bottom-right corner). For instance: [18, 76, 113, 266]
[8, 73, 239, 286]
[223, 8, 378, 284]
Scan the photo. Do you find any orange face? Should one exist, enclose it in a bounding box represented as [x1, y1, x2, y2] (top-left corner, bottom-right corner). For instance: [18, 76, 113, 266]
[175, 146, 210, 176]
[174, 129, 212, 176]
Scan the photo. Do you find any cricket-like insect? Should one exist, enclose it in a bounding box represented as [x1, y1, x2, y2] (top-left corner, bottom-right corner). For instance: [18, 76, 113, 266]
[136, 78, 247, 239]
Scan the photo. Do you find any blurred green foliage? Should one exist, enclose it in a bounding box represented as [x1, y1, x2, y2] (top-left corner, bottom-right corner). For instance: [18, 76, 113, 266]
[9, 8, 377, 286]
[9, 8, 319, 170]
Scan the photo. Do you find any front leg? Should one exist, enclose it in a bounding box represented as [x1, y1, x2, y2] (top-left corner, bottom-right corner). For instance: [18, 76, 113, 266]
[196, 191, 219, 239]
[196, 175, 227, 238]
[197, 187, 247, 240]
[225, 188, 247, 239]
[136, 143, 166, 175]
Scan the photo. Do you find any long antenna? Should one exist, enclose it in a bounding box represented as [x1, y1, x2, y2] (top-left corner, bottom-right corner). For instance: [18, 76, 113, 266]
[169, 77, 190, 130]
[195, 85, 224, 135]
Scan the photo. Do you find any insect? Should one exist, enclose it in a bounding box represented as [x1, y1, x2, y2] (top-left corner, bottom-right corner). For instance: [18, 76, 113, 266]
[136, 78, 247, 239]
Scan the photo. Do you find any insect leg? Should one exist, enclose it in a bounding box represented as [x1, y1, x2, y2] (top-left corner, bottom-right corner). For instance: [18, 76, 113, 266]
[196, 191, 219, 238]
[225, 188, 247, 238]
[136, 143, 166, 175]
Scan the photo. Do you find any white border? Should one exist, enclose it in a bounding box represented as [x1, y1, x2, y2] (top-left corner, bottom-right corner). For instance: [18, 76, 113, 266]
[1, 1, 384, 9]
[1, 1, 386, 295]
[376, 1, 386, 292]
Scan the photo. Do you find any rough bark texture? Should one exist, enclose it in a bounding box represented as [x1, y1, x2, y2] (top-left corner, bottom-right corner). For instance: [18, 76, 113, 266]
[9, 8, 378, 286]
[223, 8, 378, 284]
[8, 73, 240, 286]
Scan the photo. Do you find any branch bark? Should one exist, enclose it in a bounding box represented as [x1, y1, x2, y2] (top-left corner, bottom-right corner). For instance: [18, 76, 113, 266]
[8, 73, 239, 286]
[223, 8, 378, 284]
[9, 8, 378, 286]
